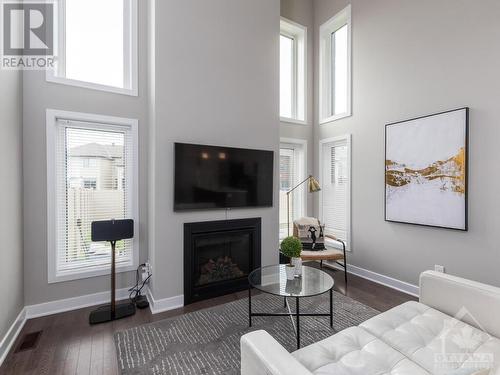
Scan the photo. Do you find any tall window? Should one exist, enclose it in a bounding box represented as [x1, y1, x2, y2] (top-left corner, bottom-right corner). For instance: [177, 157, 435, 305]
[47, 0, 138, 95]
[280, 18, 307, 124]
[319, 5, 351, 123]
[47, 110, 138, 283]
[320, 135, 351, 249]
[279, 141, 306, 239]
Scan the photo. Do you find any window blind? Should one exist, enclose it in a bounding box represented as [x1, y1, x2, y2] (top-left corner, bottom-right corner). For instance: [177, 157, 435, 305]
[322, 138, 349, 245]
[279, 148, 295, 238]
[279, 146, 305, 239]
[54, 119, 135, 276]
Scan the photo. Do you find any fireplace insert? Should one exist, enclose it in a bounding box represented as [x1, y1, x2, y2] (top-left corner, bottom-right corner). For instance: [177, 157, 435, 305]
[184, 218, 261, 304]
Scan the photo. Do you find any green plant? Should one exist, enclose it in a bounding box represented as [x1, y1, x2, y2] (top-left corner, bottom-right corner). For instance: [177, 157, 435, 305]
[280, 236, 302, 265]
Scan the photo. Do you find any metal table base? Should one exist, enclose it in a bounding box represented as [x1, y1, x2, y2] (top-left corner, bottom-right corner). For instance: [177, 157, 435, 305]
[248, 287, 333, 349]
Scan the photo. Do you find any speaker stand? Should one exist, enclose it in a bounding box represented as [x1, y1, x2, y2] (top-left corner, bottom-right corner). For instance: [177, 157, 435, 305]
[89, 240, 136, 325]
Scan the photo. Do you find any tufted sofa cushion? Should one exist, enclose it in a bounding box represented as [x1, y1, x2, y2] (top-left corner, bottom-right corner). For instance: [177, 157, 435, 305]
[360, 301, 500, 375]
[292, 326, 430, 374]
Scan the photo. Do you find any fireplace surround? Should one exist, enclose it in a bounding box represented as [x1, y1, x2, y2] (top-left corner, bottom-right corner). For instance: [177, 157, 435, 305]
[184, 218, 261, 304]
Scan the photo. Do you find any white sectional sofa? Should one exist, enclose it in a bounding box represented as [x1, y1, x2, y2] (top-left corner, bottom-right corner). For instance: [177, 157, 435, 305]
[241, 271, 500, 375]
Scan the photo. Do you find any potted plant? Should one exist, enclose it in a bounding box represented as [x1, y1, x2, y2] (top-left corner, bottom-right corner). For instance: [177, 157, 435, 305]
[280, 236, 302, 280]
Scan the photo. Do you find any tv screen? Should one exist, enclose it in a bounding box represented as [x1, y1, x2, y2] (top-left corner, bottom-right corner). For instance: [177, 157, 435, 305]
[174, 143, 274, 211]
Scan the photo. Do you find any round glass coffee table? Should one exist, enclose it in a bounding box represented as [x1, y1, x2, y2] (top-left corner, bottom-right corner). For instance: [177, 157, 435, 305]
[248, 264, 335, 349]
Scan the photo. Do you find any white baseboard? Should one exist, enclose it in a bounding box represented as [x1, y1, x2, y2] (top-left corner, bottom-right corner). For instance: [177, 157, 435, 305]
[25, 287, 133, 319]
[146, 289, 184, 314]
[0, 308, 27, 367]
[325, 261, 420, 297]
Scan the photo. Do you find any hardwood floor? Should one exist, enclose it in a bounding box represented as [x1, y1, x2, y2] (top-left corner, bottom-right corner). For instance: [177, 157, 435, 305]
[0, 265, 416, 375]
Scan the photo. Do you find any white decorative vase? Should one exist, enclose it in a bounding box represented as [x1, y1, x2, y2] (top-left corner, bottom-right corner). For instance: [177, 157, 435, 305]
[285, 265, 296, 280]
[292, 257, 302, 277]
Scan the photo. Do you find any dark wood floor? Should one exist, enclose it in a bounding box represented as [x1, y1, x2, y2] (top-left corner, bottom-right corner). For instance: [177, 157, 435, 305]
[0, 265, 416, 375]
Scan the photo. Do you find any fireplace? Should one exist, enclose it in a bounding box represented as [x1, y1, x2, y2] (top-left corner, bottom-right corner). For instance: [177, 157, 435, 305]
[184, 218, 261, 304]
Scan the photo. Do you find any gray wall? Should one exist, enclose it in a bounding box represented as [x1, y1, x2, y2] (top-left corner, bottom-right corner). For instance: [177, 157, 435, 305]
[0, 69, 24, 338]
[22, 0, 280, 306]
[148, 0, 280, 300]
[313, 0, 500, 286]
[280, 0, 315, 216]
[22, 2, 149, 305]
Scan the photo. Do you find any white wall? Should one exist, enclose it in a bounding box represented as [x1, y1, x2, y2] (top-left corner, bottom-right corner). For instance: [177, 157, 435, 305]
[148, 0, 280, 300]
[314, 0, 500, 286]
[280, 0, 315, 216]
[22, 1, 149, 305]
[0, 69, 24, 340]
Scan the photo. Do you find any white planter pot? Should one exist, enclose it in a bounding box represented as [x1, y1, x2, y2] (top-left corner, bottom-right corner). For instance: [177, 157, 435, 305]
[292, 257, 302, 277]
[285, 265, 296, 280]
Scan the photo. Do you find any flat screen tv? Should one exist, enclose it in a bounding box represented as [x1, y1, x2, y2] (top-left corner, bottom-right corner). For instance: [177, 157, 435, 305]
[174, 143, 274, 211]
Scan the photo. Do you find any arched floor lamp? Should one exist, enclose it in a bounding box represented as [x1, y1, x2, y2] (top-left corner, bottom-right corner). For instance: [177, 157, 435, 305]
[286, 175, 321, 236]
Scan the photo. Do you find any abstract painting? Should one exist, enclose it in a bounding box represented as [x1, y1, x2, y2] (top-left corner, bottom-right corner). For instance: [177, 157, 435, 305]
[385, 108, 468, 230]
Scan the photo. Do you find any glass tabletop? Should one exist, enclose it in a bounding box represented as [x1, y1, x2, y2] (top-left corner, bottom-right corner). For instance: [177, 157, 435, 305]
[248, 265, 334, 297]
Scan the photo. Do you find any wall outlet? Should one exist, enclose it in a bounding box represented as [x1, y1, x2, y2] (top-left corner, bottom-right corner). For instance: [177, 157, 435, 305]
[434, 265, 445, 273]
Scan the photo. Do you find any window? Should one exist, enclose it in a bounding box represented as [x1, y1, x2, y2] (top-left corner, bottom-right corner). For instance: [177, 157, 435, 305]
[319, 5, 351, 123]
[279, 140, 307, 239]
[280, 18, 307, 124]
[319, 135, 351, 250]
[47, 109, 139, 283]
[83, 158, 97, 168]
[83, 179, 97, 190]
[47, 0, 138, 96]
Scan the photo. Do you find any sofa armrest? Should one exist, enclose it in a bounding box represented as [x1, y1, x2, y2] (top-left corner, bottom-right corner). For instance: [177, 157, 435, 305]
[241, 330, 312, 375]
[420, 271, 500, 338]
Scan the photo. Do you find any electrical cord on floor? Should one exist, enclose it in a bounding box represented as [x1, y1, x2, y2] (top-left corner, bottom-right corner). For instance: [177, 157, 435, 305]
[129, 264, 152, 309]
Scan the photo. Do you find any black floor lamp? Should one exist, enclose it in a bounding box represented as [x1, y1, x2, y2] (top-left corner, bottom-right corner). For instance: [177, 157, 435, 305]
[286, 175, 321, 236]
[89, 219, 136, 325]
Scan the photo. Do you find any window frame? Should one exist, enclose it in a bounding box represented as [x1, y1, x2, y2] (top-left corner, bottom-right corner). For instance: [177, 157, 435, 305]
[279, 138, 308, 240]
[46, 0, 138, 96]
[280, 17, 307, 125]
[318, 134, 351, 251]
[319, 5, 352, 124]
[46, 109, 139, 283]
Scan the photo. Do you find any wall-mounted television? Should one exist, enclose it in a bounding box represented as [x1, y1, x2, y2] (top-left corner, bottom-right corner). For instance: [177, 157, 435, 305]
[174, 143, 274, 211]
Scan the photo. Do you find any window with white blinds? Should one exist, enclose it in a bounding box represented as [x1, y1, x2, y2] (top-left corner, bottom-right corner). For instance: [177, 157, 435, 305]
[320, 135, 351, 249]
[47, 110, 138, 283]
[279, 142, 306, 239]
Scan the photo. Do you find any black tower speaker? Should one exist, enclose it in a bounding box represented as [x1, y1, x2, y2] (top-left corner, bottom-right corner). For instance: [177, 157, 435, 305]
[89, 219, 136, 325]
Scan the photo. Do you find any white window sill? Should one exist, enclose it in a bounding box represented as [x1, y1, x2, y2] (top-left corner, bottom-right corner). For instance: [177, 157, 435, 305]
[280, 117, 308, 126]
[48, 263, 137, 284]
[319, 112, 352, 125]
[46, 73, 138, 97]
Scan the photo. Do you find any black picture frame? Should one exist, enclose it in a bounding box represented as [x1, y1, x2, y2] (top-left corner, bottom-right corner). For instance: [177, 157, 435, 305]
[384, 107, 469, 231]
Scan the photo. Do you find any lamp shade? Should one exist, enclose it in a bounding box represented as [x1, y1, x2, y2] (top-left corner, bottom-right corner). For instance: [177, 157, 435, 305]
[308, 176, 321, 193]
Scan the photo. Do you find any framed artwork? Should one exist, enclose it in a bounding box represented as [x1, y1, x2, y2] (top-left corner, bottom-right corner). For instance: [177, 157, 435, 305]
[385, 108, 469, 231]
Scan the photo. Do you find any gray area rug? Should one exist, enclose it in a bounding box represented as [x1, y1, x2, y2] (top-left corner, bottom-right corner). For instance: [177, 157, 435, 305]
[115, 292, 379, 375]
